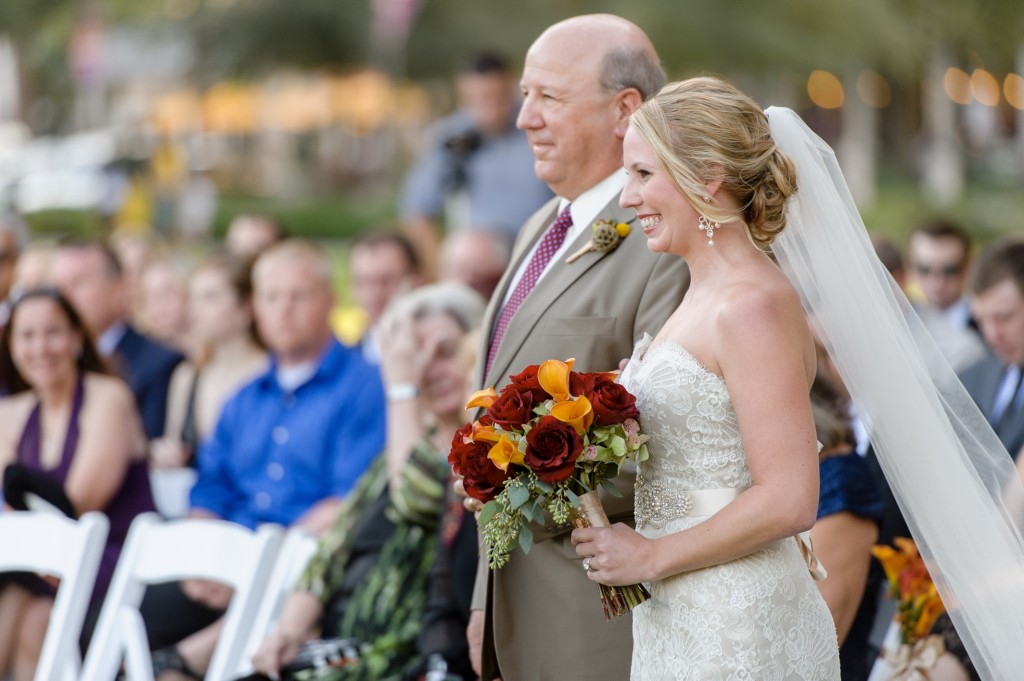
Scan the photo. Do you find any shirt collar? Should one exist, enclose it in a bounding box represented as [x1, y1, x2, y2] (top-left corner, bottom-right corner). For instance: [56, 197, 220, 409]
[261, 336, 349, 393]
[942, 297, 972, 328]
[96, 320, 128, 357]
[559, 170, 627, 237]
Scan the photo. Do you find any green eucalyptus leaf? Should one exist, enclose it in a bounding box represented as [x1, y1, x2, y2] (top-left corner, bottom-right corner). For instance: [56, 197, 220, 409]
[519, 524, 534, 554]
[478, 499, 500, 526]
[601, 478, 624, 498]
[509, 484, 530, 510]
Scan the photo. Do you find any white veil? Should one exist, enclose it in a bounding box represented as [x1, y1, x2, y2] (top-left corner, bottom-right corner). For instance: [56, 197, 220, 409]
[766, 106, 1024, 681]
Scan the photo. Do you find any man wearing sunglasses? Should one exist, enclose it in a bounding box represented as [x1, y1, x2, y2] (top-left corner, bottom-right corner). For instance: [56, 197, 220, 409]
[908, 219, 987, 371]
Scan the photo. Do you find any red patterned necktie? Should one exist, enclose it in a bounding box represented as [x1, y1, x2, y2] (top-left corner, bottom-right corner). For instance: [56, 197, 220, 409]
[485, 204, 573, 379]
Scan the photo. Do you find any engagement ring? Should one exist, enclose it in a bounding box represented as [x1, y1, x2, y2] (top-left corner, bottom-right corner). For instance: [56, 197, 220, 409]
[583, 557, 592, 572]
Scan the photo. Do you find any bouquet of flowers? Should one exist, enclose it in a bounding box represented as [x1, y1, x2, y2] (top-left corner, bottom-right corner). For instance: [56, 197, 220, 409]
[870, 538, 947, 680]
[448, 358, 651, 618]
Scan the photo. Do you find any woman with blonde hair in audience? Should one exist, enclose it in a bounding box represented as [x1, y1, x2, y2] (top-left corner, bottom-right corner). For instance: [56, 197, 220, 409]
[0, 288, 156, 681]
[150, 253, 267, 472]
[250, 282, 484, 681]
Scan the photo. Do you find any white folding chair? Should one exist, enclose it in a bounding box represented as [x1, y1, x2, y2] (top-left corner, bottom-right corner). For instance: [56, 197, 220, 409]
[866, 618, 902, 680]
[80, 513, 284, 681]
[0, 511, 109, 681]
[235, 527, 319, 676]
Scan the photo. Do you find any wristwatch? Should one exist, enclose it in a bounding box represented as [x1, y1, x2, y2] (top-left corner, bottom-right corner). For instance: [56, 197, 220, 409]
[386, 382, 420, 401]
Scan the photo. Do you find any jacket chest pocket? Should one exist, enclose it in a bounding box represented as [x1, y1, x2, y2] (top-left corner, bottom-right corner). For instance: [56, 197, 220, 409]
[537, 316, 616, 336]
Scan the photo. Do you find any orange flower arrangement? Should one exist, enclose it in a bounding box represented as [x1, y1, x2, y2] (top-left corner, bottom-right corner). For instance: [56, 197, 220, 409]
[871, 537, 946, 646]
[450, 358, 651, 618]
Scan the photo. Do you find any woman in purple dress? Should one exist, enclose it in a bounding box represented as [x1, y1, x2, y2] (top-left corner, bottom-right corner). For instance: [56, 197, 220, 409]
[0, 288, 155, 681]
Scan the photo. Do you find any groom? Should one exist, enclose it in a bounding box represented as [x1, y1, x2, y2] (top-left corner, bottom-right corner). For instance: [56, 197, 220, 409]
[468, 14, 689, 681]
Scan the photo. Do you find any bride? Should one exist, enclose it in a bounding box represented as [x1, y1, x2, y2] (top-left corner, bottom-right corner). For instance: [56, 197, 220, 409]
[574, 75, 1024, 681]
[571, 76, 839, 679]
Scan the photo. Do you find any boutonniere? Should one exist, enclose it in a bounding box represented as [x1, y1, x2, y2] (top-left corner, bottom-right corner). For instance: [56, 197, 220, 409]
[565, 218, 634, 264]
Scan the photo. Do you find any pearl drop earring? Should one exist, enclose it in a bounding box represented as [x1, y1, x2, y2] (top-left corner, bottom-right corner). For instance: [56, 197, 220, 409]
[698, 215, 720, 246]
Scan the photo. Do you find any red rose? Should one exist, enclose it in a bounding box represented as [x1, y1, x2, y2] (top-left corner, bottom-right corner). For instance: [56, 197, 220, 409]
[589, 378, 640, 426]
[508, 364, 550, 404]
[569, 371, 598, 399]
[449, 424, 510, 503]
[486, 386, 534, 431]
[524, 415, 583, 484]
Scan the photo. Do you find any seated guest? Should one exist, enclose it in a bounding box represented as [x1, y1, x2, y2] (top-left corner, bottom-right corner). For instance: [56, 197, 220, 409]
[10, 241, 55, 300]
[348, 231, 423, 364]
[907, 220, 987, 372]
[225, 214, 284, 263]
[0, 212, 28, 329]
[50, 238, 183, 439]
[439, 229, 511, 301]
[0, 289, 156, 681]
[808, 368, 884, 681]
[150, 253, 268, 470]
[136, 256, 191, 353]
[961, 239, 1024, 460]
[251, 282, 484, 681]
[143, 239, 386, 678]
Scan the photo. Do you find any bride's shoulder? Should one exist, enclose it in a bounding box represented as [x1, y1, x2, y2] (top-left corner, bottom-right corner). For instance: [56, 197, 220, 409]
[716, 274, 808, 345]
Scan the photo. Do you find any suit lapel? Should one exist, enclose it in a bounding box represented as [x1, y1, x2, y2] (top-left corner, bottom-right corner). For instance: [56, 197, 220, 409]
[1000, 399, 1024, 456]
[484, 195, 634, 387]
[978, 359, 1007, 416]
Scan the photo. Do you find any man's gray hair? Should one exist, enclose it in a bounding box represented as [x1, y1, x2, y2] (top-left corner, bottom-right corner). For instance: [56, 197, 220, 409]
[599, 47, 666, 100]
[383, 282, 485, 334]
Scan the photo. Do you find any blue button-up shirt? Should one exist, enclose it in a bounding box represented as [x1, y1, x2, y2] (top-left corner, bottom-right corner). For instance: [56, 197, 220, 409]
[190, 338, 385, 529]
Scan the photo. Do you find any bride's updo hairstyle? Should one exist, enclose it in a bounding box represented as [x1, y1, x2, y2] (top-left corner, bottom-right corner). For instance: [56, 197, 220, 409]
[630, 76, 797, 245]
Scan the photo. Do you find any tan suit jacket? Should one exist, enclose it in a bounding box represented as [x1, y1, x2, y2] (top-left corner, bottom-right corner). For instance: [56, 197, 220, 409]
[474, 194, 689, 681]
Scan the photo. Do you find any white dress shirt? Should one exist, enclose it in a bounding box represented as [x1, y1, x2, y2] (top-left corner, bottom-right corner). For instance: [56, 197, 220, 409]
[501, 171, 626, 307]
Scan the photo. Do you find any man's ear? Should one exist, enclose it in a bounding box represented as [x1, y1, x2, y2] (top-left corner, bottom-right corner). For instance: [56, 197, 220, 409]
[613, 88, 643, 140]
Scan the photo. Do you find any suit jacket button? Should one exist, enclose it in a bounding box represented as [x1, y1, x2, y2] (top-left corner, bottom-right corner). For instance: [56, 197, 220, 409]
[546, 526, 557, 533]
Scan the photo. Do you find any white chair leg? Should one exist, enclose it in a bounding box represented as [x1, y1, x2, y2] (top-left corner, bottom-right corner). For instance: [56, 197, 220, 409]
[120, 609, 155, 681]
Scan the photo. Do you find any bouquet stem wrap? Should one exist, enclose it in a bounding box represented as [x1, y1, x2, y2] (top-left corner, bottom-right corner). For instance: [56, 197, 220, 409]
[877, 635, 945, 681]
[568, 490, 651, 620]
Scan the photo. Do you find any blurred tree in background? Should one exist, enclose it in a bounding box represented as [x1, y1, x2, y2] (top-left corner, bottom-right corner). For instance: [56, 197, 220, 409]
[2, 0, 1022, 243]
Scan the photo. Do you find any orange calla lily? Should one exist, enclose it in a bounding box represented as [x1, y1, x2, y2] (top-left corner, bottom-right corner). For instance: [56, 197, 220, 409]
[913, 585, 945, 640]
[487, 435, 523, 472]
[472, 421, 502, 444]
[538, 358, 575, 402]
[466, 387, 498, 410]
[550, 395, 595, 434]
[871, 544, 908, 590]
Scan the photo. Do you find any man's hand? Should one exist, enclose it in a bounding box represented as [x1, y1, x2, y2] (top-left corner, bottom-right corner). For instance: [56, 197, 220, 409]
[467, 609, 486, 677]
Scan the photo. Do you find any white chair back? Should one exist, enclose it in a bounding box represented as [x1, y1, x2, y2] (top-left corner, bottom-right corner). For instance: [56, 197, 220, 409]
[236, 527, 319, 675]
[0, 511, 109, 681]
[866, 618, 903, 681]
[80, 513, 283, 681]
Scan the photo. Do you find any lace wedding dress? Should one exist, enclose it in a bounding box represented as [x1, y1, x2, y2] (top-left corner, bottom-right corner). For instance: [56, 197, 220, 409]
[620, 334, 840, 680]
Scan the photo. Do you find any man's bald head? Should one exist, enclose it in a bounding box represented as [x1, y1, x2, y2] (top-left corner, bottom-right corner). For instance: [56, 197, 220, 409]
[533, 15, 664, 100]
[517, 15, 664, 199]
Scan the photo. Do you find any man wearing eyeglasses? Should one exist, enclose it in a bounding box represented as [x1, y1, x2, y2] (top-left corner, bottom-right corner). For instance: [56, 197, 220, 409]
[908, 219, 987, 371]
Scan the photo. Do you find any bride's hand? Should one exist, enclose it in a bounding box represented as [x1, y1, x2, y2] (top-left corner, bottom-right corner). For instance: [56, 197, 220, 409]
[572, 523, 658, 586]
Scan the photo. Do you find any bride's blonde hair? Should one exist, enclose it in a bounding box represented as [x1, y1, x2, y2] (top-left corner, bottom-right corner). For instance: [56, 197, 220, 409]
[630, 76, 797, 245]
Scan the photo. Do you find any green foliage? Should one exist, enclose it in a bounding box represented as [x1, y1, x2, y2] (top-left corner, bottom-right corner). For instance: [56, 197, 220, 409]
[213, 192, 394, 241]
[188, 0, 372, 82]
